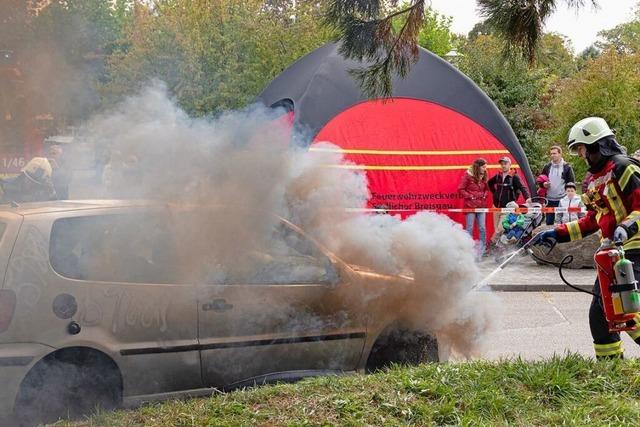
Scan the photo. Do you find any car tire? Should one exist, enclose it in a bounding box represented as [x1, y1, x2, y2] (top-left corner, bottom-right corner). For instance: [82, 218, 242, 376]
[14, 351, 121, 426]
[366, 330, 439, 373]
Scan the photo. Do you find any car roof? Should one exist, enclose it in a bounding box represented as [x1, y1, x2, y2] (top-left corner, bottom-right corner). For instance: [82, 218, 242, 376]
[0, 199, 360, 271]
[0, 200, 154, 216]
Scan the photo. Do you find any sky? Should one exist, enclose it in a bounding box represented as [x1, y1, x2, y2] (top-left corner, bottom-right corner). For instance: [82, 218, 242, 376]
[428, 0, 639, 53]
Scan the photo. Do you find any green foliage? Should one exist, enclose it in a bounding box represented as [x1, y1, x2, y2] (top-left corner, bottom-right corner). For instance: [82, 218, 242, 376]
[549, 49, 640, 177]
[468, 19, 496, 41]
[458, 35, 555, 173]
[32, 0, 130, 62]
[455, 31, 578, 174]
[477, 0, 597, 64]
[390, 5, 453, 56]
[537, 33, 577, 78]
[62, 355, 640, 426]
[597, 6, 640, 54]
[15, 0, 132, 127]
[102, 0, 331, 116]
[578, 44, 602, 69]
[416, 8, 453, 56]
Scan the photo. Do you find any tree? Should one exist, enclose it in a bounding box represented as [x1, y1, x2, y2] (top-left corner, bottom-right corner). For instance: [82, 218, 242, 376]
[549, 50, 640, 178]
[536, 33, 576, 78]
[102, 0, 331, 116]
[415, 8, 453, 57]
[596, 5, 640, 54]
[577, 44, 601, 67]
[457, 34, 548, 171]
[22, 0, 132, 127]
[326, 0, 596, 98]
[477, 0, 597, 64]
[468, 20, 496, 41]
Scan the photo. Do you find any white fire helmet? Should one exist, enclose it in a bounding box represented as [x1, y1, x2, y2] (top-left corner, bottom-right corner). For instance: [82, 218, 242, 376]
[567, 117, 614, 155]
[22, 157, 53, 184]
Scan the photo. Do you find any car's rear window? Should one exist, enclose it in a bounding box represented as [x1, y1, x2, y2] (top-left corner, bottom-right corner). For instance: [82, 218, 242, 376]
[50, 214, 178, 284]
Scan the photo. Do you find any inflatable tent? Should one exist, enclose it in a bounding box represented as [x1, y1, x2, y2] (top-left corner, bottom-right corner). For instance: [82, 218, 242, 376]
[259, 43, 535, 229]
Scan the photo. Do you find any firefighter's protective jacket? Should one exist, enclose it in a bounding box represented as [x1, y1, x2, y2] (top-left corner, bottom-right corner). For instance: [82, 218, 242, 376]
[557, 155, 640, 251]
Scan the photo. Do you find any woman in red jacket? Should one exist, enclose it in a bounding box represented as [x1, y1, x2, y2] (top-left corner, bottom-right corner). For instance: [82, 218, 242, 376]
[458, 158, 489, 258]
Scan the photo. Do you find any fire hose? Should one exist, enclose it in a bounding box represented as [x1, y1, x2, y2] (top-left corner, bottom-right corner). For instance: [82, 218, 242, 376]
[473, 234, 640, 333]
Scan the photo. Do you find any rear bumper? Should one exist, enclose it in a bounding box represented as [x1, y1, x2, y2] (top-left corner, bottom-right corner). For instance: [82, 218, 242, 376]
[0, 343, 54, 418]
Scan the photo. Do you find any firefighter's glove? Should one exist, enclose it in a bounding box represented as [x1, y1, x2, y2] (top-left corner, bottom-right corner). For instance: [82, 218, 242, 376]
[534, 229, 557, 249]
[614, 226, 629, 244]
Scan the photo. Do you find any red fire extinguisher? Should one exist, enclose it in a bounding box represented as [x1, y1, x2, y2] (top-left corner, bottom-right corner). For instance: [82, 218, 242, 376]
[594, 241, 640, 332]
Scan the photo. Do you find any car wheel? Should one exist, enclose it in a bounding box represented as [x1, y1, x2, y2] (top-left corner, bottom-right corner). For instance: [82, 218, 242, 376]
[14, 351, 121, 426]
[366, 330, 439, 373]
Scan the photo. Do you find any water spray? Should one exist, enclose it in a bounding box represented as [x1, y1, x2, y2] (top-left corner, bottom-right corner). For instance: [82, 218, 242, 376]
[471, 235, 542, 292]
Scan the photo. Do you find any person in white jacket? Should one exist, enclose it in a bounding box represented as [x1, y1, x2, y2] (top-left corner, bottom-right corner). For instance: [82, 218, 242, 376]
[555, 182, 585, 224]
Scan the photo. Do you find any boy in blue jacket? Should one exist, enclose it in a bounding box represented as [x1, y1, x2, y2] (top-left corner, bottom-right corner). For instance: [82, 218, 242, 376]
[500, 201, 525, 243]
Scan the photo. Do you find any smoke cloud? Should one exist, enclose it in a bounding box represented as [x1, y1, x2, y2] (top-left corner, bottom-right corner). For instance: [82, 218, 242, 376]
[78, 82, 498, 358]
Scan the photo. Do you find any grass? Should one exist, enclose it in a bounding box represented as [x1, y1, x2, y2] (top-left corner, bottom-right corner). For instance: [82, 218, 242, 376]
[56, 354, 640, 426]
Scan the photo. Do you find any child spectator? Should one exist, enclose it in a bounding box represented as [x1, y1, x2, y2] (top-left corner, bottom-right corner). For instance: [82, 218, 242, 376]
[555, 182, 586, 224]
[536, 174, 549, 199]
[500, 201, 525, 243]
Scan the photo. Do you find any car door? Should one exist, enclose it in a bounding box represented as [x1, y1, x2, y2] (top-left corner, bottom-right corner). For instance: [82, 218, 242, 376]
[23, 209, 202, 396]
[198, 221, 366, 387]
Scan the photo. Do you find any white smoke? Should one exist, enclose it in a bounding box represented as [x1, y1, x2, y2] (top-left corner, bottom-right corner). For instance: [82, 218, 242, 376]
[284, 147, 498, 357]
[80, 82, 498, 358]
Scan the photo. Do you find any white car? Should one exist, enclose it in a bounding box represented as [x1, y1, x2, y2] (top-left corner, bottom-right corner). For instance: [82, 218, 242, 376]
[0, 200, 438, 425]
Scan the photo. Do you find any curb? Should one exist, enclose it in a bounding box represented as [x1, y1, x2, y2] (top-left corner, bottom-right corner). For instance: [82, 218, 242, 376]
[489, 284, 593, 292]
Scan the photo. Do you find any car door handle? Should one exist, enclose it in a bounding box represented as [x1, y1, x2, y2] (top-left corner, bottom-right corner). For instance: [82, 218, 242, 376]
[202, 299, 233, 312]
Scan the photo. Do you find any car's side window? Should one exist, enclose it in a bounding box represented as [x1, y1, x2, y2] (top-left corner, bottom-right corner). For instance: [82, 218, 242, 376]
[49, 213, 178, 284]
[202, 222, 337, 285]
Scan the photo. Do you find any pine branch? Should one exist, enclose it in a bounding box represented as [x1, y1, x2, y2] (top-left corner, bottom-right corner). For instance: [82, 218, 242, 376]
[478, 0, 598, 65]
[326, 0, 426, 99]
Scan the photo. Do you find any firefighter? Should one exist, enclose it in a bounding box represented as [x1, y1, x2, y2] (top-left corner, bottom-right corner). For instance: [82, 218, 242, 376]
[535, 117, 640, 359]
[0, 157, 56, 203]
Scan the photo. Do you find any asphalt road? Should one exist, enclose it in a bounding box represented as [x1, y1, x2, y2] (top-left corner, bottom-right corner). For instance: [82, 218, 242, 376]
[475, 292, 640, 361]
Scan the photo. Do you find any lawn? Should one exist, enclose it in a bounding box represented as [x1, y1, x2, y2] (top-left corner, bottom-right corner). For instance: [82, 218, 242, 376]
[59, 354, 640, 426]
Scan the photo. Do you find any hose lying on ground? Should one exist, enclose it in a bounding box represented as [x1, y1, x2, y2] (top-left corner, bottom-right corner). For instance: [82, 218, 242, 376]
[528, 251, 597, 297]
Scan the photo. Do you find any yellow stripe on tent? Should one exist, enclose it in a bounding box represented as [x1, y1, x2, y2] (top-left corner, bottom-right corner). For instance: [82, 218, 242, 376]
[310, 147, 510, 156]
[328, 164, 521, 171]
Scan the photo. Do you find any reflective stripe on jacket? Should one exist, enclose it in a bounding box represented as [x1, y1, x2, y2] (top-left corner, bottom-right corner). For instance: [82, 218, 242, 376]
[556, 155, 640, 251]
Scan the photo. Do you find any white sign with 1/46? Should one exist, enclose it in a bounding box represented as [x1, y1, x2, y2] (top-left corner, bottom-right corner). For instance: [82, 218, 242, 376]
[1, 156, 26, 175]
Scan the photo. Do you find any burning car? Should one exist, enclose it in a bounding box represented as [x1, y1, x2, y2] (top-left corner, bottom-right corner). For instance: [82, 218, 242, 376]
[0, 200, 438, 425]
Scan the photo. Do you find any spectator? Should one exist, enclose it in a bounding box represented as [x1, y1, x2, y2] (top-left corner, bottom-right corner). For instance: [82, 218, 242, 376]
[536, 174, 549, 199]
[488, 156, 530, 243]
[488, 157, 530, 207]
[47, 144, 72, 200]
[633, 149, 640, 161]
[541, 145, 575, 225]
[458, 158, 489, 259]
[500, 201, 525, 243]
[555, 182, 586, 224]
